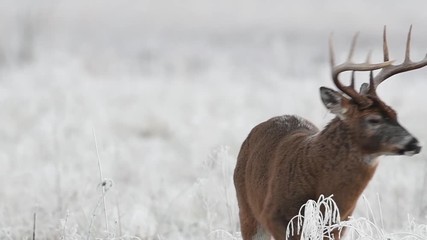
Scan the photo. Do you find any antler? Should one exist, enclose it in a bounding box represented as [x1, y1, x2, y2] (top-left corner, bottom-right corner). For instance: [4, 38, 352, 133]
[368, 25, 427, 95]
[329, 33, 393, 107]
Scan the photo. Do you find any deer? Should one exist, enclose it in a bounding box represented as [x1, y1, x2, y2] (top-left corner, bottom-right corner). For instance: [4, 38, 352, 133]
[233, 26, 427, 240]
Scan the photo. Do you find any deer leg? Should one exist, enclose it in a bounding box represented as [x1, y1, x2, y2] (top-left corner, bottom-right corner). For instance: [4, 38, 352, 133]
[238, 209, 258, 239]
[235, 186, 269, 240]
[238, 205, 271, 240]
[260, 214, 287, 240]
[265, 221, 288, 240]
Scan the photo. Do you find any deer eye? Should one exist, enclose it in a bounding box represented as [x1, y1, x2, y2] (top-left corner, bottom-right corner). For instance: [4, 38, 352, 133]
[366, 116, 383, 125]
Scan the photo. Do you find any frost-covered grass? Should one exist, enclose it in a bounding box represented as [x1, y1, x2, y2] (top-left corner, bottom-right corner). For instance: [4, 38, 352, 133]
[287, 195, 427, 240]
[1, 0, 427, 239]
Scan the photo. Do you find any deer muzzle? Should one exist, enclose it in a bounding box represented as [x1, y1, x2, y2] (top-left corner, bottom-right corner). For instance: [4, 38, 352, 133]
[400, 137, 421, 156]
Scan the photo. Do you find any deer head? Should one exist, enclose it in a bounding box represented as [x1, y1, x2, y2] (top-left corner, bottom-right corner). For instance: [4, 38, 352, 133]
[320, 26, 425, 156]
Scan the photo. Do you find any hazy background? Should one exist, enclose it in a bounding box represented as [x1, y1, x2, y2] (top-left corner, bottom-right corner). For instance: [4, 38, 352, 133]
[1, 0, 427, 239]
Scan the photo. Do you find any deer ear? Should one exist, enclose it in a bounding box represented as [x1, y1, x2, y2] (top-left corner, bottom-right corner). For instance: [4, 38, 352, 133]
[320, 87, 349, 119]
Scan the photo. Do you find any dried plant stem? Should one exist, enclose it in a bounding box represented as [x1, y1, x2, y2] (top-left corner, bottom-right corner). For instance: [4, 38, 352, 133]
[116, 199, 122, 237]
[32, 212, 36, 240]
[93, 129, 109, 233]
[420, 159, 427, 218]
[88, 190, 109, 240]
[61, 210, 70, 240]
[376, 194, 385, 230]
[219, 147, 234, 229]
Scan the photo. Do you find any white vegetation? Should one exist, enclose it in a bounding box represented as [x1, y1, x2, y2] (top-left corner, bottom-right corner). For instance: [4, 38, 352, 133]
[286, 195, 427, 240]
[1, 0, 427, 239]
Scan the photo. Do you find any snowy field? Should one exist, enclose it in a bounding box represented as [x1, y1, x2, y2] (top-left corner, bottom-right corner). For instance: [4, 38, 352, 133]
[1, 0, 427, 239]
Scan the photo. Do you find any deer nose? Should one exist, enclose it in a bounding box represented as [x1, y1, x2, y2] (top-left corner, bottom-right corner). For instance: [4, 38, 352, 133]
[402, 137, 421, 156]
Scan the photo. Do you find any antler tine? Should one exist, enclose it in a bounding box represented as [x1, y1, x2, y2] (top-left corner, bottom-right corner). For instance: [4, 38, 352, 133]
[329, 33, 336, 67]
[368, 71, 375, 95]
[383, 26, 390, 61]
[350, 71, 355, 88]
[365, 50, 372, 63]
[373, 25, 427, 89]
[404, 25, 413, 62]
[347, 32, 359, 61]
[330, 32, 393, 107]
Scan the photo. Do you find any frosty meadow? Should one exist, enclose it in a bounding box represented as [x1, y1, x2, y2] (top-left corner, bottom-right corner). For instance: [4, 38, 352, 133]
[2, 1, 427, 239]
[234, 27, 426, 239]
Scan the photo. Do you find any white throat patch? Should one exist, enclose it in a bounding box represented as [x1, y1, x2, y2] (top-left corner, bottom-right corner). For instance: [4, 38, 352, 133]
[363, 155, 380, 166]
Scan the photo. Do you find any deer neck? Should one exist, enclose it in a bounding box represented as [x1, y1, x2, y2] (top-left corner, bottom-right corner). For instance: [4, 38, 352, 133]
[311, 117, 380, 167]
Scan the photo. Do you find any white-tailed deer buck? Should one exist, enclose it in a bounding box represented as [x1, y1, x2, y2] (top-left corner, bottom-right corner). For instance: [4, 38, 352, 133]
[234, 26, 427, 240]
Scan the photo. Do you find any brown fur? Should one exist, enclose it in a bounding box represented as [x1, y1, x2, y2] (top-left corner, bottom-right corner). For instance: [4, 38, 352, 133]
[234, 97, 419, 240]
[234, 115, 376, 239]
